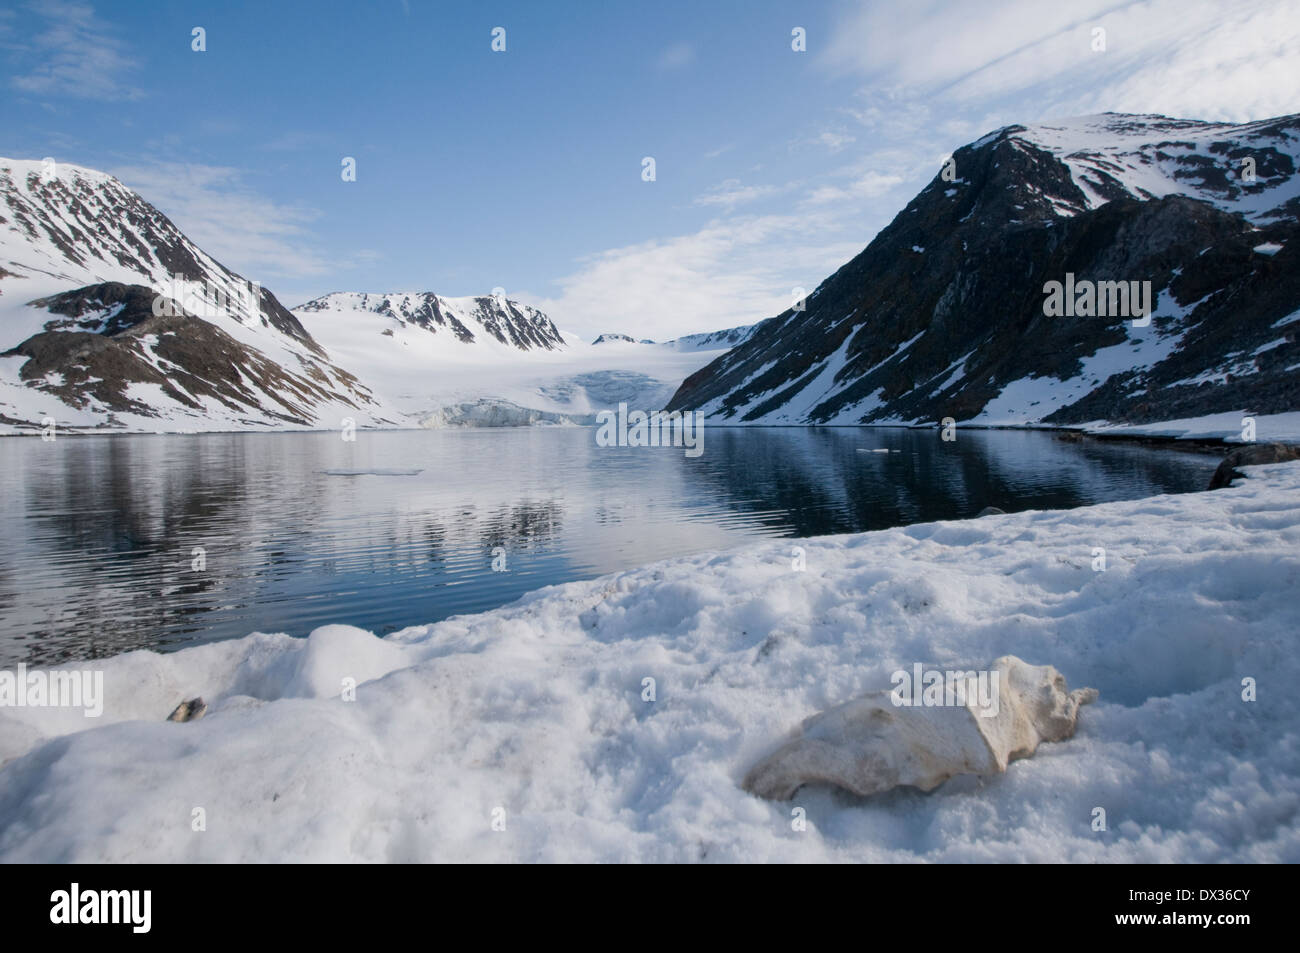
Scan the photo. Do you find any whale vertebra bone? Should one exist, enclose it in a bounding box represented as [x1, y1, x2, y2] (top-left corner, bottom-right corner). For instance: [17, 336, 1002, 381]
[743, 656, 1097, 800]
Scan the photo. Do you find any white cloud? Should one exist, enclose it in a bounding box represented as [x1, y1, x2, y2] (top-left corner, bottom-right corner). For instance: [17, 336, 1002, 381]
[525, 211, 865, 341]
[804, 170, 905, 205]
[817, 130, 856, 152]
[111, 162, 339, 281]
[824, 0, 1300, 124]
[10, 1, 141, 101]
[693, 179, 780, 210]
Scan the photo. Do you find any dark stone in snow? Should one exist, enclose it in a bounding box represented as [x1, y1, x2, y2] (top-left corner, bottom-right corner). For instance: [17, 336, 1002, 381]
[1207, 442, 1300, 489]
[167, 697, 207, 722]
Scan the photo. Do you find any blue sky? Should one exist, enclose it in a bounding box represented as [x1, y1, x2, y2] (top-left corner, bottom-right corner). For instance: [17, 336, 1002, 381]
[5, 0, 1298, 340]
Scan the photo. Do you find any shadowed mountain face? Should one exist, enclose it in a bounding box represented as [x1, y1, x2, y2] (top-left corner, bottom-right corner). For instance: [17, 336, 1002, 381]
[666, 113, 1300, 427]
[0, 159, 398, 431]
[5, 283, 377, 423]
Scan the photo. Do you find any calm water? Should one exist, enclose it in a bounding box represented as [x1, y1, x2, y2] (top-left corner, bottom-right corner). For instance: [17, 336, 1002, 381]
[0, 427, 1218, 665]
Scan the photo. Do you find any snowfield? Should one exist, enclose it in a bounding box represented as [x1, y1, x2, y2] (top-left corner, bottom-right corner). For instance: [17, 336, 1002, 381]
[294, 295, 738, 428]
[0, 462, 1297, 862]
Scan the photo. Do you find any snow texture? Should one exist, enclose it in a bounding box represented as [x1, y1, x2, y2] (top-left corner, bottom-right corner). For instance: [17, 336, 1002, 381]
[1, 461, 1297, 862]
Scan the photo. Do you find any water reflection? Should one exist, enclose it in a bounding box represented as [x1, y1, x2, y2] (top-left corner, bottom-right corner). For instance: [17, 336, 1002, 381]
[0, 427, 1217, 665]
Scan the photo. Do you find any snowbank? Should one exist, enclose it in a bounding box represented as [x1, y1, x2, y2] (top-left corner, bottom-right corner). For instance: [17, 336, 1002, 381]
[1, 463, 1298, 862]
[1079, 410, 1300, 445]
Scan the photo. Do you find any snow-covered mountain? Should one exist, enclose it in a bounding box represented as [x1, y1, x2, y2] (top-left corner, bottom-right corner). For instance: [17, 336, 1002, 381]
[590, 325, 757, 350]
[591, 333, 645, 345]
[0, 158, 401, 432]
[294, 293, 740, 427]
[668, 113, 1300, 431]
[297, 291, 565, 352]
[662, 323, 758, 352]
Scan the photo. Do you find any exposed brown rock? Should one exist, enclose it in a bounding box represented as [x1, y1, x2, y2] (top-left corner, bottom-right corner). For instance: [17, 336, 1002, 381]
[1207, 442, 1300, 489]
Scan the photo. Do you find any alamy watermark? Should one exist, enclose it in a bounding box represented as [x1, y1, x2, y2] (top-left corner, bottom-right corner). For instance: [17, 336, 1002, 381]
[0, 663, 104, 717]
[50, 884, 150, 933]
[1043, 273, 1151, 328]
[890, 663, 1000, 717]
[595, 403, 704, 458]
[151, 271, 261, 322]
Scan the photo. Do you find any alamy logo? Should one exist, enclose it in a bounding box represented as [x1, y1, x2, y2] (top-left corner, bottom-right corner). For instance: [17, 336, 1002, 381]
[890, 663, 1000, 717]
[0, 663, 103, 717]
[151, 271, 261, 322]
[595, 403, 704, 458]
[1042, 273, 1151, 327]
[50, 884, 150, 933]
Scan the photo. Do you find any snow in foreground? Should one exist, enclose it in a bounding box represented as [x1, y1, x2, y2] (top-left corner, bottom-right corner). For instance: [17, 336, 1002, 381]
[1, 464, 1298, 862]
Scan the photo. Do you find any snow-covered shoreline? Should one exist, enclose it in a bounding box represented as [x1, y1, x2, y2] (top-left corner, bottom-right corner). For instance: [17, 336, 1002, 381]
[6, 410, 1299, 448]
[1, 462, 1297, 862]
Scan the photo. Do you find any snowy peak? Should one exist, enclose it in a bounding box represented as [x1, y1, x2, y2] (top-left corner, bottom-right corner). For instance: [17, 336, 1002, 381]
[668, 112, 1300, 429]
[0, 157, 401, 431]
[662, 323, 758, 352]
[976, 112, 1300, 222]
[296, 291, 565, 352]
[589, 325, 757, 350]
[0, 157, 317, 349]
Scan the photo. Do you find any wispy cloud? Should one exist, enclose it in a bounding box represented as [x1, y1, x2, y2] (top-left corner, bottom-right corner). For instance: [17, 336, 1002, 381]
[10, 1, 141, 101]
[803, 170, 905, 206]
[792, 129, 857, 153]
[823, 0, 1300, 123]
[111, 162, 337, 281]
[526, 210, 864, 340]
[655, 41, 695, 70]
[693, 179, 780, 210]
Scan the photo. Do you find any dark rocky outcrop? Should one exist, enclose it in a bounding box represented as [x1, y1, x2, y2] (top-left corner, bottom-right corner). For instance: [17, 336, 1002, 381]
[1207, 442, 1300, 489]
[667, 113, 1300, 428]
[5, 282, 374, 423]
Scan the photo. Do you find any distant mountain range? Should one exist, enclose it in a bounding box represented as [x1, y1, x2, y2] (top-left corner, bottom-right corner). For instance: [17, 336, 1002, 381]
[0, 159, 739, 432]
[667, 113, 1300, 430]
[591, 326, 756, 350]
[7, 112, 1298, 437]
[289, 291, 746, 428]
[297, 291, 566, 351]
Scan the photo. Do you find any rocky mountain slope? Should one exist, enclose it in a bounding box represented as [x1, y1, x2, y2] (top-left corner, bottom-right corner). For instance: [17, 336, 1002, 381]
[0, 158, 401, 432]
[663, 323, 757, 352]
[666, 113, 1300, 431]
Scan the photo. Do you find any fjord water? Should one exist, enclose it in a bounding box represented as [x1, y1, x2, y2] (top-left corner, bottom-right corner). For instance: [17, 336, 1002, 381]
[0, 427, 1217, 665]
